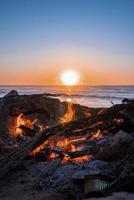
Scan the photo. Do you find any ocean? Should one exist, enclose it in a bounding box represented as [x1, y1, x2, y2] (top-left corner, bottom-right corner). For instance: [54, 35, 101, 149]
[0, 85, 134, 108]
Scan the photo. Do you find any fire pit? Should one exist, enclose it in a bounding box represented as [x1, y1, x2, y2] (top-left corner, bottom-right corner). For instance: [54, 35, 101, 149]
[0, 92, 134, 200]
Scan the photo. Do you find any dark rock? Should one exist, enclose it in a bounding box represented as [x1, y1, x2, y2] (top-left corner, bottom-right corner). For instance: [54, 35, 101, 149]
[93, 131, 133, 161]
[83, 160, 110, 174]
[50, 164, 82, 193]
[122, 98, 134, 104]
[53, 163, 80, 179]
[84, 192, 134, 200]
[39, 192, 65, 200]
[4, 90, 19, 97]
[72, 169, 100, 181]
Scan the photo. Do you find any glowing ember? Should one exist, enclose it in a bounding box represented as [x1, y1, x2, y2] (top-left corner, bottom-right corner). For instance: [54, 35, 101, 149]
[64, 155, 90, 163]
[56, 136, 86, 151]
[91, 130, 103, 140]
[16, 113, 37, 136]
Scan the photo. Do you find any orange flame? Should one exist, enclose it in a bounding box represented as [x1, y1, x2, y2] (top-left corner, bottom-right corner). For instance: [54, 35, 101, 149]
[16, 113, 37, 136]
[60, 99, 75, 124]
[56, 136, 86, 151]
[91, 130, 102, 140]
[31, 134, 90, 163]
[63, 155, 90, 163]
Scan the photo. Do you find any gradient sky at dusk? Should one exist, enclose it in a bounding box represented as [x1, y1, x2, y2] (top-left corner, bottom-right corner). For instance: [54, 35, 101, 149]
[0, 0, 134, 85]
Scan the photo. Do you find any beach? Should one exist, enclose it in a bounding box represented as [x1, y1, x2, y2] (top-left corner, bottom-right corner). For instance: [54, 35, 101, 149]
[0, 90, 134, 200]
[0, 85, 134, 108]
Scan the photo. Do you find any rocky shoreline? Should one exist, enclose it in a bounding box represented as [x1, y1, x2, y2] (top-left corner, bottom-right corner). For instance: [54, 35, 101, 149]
[0, 90, 134, 200]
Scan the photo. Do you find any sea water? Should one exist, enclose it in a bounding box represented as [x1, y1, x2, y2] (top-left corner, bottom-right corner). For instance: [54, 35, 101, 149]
[0, 85, 134, 108]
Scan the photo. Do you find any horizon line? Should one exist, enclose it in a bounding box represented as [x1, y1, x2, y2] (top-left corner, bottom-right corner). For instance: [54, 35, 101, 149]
[0, 84, 134, 87]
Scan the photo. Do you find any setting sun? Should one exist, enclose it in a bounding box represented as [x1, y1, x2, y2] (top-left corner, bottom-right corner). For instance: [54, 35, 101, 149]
[60, 70, 80, 86]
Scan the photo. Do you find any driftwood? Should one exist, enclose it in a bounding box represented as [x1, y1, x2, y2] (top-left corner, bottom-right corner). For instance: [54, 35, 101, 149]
[71, 139, 97, 149]
[40, 146, 97, 159]
[0, 118, 96, 178]
[0, 124, 66, 178]
[68, 147, 93, 158]
[35, 147, 69, 159]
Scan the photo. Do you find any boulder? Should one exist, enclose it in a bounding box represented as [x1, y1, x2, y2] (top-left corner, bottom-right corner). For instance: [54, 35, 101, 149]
[83, 160, 110, 174]
[4, 90, 19, 97]
[93, 131, 133, 161]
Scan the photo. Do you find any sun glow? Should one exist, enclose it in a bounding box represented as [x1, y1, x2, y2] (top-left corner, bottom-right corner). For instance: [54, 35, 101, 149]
[60, 70, 80, 86]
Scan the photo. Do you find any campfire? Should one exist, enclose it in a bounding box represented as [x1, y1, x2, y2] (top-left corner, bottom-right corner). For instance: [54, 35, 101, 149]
[9, 114, 44, 137]
[1, 91, 134, 199]
[8, 98, 92, 164]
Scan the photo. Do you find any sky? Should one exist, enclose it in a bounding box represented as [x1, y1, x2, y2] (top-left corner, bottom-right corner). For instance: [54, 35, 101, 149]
[0, 0, 134, 85]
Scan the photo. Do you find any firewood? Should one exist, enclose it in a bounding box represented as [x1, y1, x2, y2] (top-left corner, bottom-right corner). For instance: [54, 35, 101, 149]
[38, 146, 96, 160]
[0, 125, 62, 178]
[71, 139, 97, 149]
[0, 120, 90, 178]
[35, 147, 68, 159]
[68, 147, 96, 158]
[18, 125, 35, 137]
[0, 103, 133, 178]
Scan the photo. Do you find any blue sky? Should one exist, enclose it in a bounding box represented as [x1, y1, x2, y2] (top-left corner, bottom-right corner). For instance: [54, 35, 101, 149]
[0, 0, 134, 85]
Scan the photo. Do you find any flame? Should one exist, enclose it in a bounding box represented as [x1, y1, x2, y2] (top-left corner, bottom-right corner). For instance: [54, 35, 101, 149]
[84, 111, 92, 118]
[60, 99, 75, 124]
[32, 135, 89, 163]
[15, 113, 37, 136]
[56, 136, 86, 151]
[32, 146, 42, 158]
[64, 155, 90, 163]
[48, 136, 89, 163]
[91, 130, 102, 140]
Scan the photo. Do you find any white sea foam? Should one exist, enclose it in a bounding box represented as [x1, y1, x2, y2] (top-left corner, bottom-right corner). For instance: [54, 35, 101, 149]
[0, 85, 134, 108]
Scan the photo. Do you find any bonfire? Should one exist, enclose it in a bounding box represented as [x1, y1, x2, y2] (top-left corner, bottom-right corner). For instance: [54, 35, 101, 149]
[0, 91, 134, 200]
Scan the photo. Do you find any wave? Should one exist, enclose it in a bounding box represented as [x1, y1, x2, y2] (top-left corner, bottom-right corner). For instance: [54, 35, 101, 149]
[48, 93, 124, 100]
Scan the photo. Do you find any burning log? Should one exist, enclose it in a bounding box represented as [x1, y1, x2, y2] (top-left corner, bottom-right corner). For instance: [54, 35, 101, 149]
[18, 124, 36, 137]
[0, 124, 65, 178]
[34, 147, 68, 160]
[0, 111, 121, 178]
[0, 118, 93, 177]
[68, 147, 94, 159]
[42, 145, 97, 161]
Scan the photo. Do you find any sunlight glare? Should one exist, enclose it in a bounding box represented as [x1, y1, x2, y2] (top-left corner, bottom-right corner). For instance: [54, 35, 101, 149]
[60, 70, 80, 86]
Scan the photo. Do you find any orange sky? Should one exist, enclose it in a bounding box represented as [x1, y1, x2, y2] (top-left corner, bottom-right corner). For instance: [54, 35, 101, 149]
[0, 51, 134, 85]
[1, 0, 134, 86]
